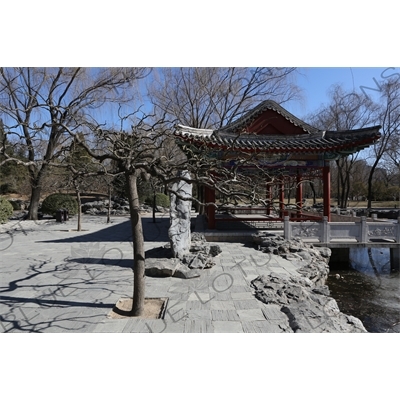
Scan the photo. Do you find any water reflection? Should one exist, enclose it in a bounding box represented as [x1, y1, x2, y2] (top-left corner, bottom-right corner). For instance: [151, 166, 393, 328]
[349, 248, 391, 276]
[328, 248, 400, 333]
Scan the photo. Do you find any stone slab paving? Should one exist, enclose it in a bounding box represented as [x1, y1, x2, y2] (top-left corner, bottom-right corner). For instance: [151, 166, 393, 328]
[0, 214, 303, 333]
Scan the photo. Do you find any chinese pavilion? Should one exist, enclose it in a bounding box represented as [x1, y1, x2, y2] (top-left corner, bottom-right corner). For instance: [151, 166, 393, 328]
[174, 100, 381, 229]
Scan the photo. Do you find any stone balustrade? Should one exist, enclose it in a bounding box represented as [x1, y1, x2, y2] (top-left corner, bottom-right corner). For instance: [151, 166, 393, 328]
[284, 216, 400, 245]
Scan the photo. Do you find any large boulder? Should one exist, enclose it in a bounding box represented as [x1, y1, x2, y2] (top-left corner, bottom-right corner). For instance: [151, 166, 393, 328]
[251, 273, 367, 333]
[145, 235, 221, 279]
[253, 233, 331, 285]
[168, 170, 192, 259]
[251, 233, 366, 332]
[145, 173, 222, 280]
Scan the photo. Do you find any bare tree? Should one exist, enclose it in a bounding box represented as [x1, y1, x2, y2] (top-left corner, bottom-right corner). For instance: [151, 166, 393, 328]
[0, 67, 149, 220]
[64, 112, 175, 316]
[349, 159, 370, 202]
[63, 102, 285, 316]
[307, 84, 377, 208]
[148, 67, 301, 129]
[366, 78, 400, 208]
[54, 134, 116, 231]
[382, 134, 400, 202]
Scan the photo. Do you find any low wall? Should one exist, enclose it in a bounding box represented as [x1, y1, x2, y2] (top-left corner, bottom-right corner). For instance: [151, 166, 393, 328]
[306, 208, 400, 221]
[285, 216, 400, 245]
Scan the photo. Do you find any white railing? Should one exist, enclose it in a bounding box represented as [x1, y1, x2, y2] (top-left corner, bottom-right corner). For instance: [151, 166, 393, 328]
[284, 216, 400, 244]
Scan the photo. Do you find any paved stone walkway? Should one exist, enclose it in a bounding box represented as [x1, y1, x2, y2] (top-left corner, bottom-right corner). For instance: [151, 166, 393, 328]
[0, 213, 304, 333]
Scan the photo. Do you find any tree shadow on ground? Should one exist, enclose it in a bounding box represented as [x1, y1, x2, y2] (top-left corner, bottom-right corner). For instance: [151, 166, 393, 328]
[0, 294, 115, 309]
[37, 216, 173, 244]
[0, 256, 126, 332]
[69, 257, 133, 269]
[144, 246, 174, 259]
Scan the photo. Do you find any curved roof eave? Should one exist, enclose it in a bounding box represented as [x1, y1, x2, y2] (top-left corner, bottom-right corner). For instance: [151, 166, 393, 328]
[175, 124, 214, 138]
[177, 134, 380, 156]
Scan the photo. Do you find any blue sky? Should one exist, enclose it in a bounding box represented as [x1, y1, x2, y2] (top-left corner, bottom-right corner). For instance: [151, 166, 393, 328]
[128, 67, 399, 124]
[286, 67, 400, 118]
[89, 67, 398, 131]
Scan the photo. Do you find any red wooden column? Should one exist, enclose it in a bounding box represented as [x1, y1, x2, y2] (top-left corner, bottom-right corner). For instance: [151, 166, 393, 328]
[296, 173, 303, 220]
[279, 181, 285, 219]
[266, 183, 272, 215]
[204, 186, 216, 229]
[323, 164, 331, 222]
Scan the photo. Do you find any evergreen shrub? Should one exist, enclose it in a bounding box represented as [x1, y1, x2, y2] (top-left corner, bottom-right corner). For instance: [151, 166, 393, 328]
[9, 200, 22, 210]
[0, 183, 16, 194]
[144, 192, 170, 208]
[41, 193, 78, 217]
[0, 197, 13, 223]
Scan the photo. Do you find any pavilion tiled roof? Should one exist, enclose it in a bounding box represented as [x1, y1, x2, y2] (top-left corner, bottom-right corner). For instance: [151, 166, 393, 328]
[174, 101, 381, 156]
[219, 100, 320, 135]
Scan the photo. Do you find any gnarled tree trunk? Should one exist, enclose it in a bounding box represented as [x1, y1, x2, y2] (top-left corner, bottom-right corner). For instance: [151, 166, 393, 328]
[125, 171, 145, 316]
[75, 188, 82, 232]
[27, 163, 49, 220]
[27, 184, 42, 220]
[107, 185, 112, 224]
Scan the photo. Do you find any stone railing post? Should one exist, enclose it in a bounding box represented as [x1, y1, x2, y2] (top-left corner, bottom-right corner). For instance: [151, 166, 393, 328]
[284, 216, 290, 240]
[360, 216, 367, 243]
[397, 217, 400, 244]
[323, 216, 329, 243]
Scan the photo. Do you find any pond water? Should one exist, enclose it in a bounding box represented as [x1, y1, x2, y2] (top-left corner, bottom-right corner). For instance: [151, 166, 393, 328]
[327, 248, 400, 333]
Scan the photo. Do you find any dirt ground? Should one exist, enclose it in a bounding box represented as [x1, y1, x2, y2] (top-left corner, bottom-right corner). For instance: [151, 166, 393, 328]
[107, 298, 166, 320]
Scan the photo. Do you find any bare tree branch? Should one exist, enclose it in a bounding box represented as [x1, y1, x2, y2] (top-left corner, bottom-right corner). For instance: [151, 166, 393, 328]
[148, 67, 302, 129]
[0, 67, 149, 219]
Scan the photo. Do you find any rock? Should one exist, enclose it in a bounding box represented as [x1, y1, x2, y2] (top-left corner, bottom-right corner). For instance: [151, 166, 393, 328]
[189, 257, 205, 269]
[82, 198, 133, 215]
[297, 251, 312, 261]
[298, 263, 329, 286]
[191, 232, 205, 241]
[278, 245, 287, 253]
[251, 270, 367, 333]
[173, 263, 201, 279]
[144, 230, 218, 278]
[317, 247, 332, 259]
[145, 245, 175, 277]
[281, 253, 302, 261]
[281, 299, 366, 333]
[253, 234, 331, 284]
[168, 170, 192, 259]
[145, 262, 176, 277]
[312, 285, 330, 296]
[144, 180, 221, 280]
[289, 245, 301, 253]
[209, 244, 222, 257]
